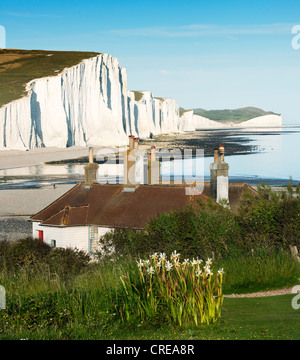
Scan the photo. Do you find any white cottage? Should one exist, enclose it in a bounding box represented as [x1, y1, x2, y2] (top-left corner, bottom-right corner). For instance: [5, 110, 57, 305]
[30, 182, 210, 254]
[30, 140, 256, 254]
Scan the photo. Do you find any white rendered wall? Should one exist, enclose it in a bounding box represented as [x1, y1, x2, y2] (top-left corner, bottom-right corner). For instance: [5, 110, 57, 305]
[216, 175, 229, 203]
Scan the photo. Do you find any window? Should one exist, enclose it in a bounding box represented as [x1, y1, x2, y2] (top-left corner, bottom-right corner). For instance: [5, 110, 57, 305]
[51, 240, 56, 248]
[90, 227, 99, 253]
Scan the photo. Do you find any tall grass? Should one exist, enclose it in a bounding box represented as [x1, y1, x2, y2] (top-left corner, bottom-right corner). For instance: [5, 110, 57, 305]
[219, 248, 300, 294]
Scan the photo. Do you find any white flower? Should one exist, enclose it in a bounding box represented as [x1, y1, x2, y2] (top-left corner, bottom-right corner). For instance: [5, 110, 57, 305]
[218, 268, 224, 276]
[174, 259, 181, 267]
[150, 252, 158, 259]
[147, 266, 155, 275]
[182, 259, 189, 266]
[171, 250, 180, 259]
[204, 265, 212, 276]
[190, 258, 198, 266]
[195, 269, 202, 277]
[165, 260, 173, 271]
[206, 258, 212, 266]
[136, 259, 144, 268]
[143, 260, 150, 265]
[159, 252, 166, 261]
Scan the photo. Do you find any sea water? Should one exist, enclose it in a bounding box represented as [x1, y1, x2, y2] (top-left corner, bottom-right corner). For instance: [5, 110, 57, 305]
[1, 126, 300, 188]
[161, 126, 300, 185]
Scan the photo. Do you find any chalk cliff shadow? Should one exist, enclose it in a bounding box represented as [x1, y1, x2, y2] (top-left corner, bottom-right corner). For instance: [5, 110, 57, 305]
[30, 91, 45, 148]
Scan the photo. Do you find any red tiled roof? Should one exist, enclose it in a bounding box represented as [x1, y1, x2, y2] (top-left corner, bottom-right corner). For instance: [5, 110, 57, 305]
[30, 183, 208, 228]
[30, 182, 256, 228]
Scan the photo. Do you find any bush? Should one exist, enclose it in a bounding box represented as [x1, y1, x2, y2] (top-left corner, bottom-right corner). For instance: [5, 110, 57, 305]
[237, 185, 300, 251]
[101, 184, 300, 260]
[100, 228, 145, 259]
[101, 202, 243, 259]
[0, 238, 51, 271]
[45, 247, 90, 277]
[0, 239, 90, 277]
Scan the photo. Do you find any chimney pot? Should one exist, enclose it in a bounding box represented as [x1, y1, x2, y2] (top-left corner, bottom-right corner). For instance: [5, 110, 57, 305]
[134, 137, 139, 149]
[89, 147, 94, 164]
[151, 146, 156, 162]
[85, 147, 99, 186]
[214, 147, 219, 163]
[210, 145, 229, 205]
[219, 145, 225, 162]
[129, 135, 134, 150]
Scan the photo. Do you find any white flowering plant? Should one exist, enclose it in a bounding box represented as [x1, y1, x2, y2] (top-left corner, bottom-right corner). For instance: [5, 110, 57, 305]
[119, 251, 224, 326]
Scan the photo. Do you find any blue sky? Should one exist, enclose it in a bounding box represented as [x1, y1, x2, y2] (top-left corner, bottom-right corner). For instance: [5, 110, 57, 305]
[1, 0, 300, 124]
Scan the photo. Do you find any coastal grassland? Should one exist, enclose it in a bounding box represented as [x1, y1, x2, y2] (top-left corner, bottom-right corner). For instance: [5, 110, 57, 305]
[0, 49, 100, 107]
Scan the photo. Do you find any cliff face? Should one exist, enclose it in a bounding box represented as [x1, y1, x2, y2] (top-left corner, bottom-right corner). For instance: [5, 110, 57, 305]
[0, 53, 283, 150]
[237, 114, 282, 127]
[0, 54, 185, 150]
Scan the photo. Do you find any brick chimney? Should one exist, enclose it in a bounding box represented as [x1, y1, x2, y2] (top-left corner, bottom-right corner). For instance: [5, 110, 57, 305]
[134, 137, 139, 149]
[129, 135, 135, 150]
[84, 147, 99, 187]
[147, 146, 160, 185]
[123, 136, 145, 188]
[210, 145, 229, 204]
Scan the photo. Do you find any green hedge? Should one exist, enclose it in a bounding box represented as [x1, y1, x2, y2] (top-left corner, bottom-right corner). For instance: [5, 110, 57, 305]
[100, 185, 300, 259]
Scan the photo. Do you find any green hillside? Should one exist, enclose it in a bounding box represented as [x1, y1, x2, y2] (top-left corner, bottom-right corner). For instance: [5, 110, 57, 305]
[0, 49, 100, 108]
[190, 106, 280, 123]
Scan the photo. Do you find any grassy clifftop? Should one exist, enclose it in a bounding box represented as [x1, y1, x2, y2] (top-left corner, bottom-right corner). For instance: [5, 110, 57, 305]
[0, 49, 100, 108]
[191, 106, 281, 123]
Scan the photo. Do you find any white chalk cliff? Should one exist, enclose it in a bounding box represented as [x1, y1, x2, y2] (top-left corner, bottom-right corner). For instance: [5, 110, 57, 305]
[0, 53, 282, 150]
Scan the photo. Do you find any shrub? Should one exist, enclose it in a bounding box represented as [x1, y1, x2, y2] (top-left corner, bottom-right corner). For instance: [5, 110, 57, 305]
[45, 247, 90, 277]
[99, 228, 146, 259]
[237, 185, 300, 250]
[0, 238, 51, 271]
[101, 203, 243, 259]
[0, 239, 90, 277]
[100, 184, 300, 260]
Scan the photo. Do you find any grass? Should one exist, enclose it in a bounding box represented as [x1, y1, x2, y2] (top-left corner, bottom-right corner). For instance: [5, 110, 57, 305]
[0, 250, 299, 340]
[219, 249, 300, 295]
[0, 49, 100, 108]
[132, 91, 144, 102]
[1, 296, 299, 340]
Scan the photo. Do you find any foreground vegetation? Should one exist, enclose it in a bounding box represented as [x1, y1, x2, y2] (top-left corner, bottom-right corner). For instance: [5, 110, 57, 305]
[0, 250, 299, 340]
[0, 185, 299, 339]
